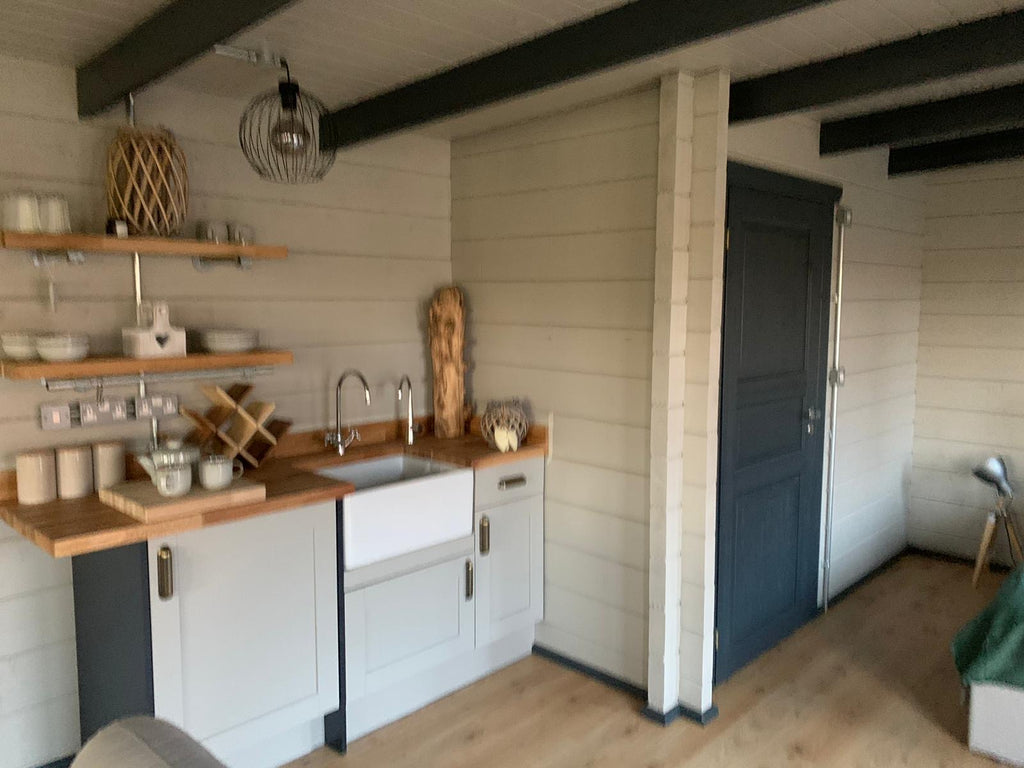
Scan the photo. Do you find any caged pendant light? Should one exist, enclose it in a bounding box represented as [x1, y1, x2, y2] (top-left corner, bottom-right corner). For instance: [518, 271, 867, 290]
[239, 60, 336, 183]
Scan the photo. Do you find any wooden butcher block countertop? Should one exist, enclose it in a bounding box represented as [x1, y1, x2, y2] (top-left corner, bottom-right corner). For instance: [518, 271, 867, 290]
[0, 461, 354, 559]
[0, 422, 548, 559]
[292, 434, 546, 473]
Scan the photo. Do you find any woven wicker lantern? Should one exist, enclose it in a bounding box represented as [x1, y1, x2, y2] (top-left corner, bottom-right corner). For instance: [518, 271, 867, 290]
[106, 126, 188, 236]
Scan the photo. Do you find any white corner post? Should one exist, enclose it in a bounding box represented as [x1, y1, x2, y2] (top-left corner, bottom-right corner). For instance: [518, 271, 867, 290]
[678, 70, 729, 718]
[648, 69, 730, 723]
[647, 71, 694, 718]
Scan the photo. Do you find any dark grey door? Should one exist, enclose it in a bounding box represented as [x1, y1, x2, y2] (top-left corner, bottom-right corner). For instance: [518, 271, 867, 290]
[714, 164, 840, 683]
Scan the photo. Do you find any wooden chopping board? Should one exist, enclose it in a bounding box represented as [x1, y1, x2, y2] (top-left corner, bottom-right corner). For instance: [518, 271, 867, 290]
[99, 477, 267, 523]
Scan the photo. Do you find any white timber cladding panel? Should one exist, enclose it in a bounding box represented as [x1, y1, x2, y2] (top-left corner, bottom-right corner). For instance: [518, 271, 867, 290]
[728, 114, 926, 599]
[0, 54, 451, 768]
[452, 89, 659, 687]
[678, 70, 729, 715]
[911, 160, 1024, 564]
[647, 71, 693, 715]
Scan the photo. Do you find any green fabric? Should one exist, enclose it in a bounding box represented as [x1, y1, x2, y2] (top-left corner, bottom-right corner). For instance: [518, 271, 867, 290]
[953, 565, 1024, 687]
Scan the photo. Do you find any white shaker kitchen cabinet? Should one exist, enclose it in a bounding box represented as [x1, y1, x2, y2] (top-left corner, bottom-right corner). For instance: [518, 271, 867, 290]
[343, 456, 544, 741]
[474, 457, 545, 647]
[345, 553, 475, 701]
[475, 495, 544, 646]
[146, 501, 339, 763]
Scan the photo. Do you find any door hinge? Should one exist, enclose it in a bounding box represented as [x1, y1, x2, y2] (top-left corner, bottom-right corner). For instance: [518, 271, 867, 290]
[725, 228, 730, 252]
[714, 628, 720, 651]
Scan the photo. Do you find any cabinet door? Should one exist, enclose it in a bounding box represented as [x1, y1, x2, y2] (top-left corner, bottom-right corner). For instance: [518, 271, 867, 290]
[475, 495, 544, 646]
[148, 501, 339, 758]
[346, 555, 474, 701]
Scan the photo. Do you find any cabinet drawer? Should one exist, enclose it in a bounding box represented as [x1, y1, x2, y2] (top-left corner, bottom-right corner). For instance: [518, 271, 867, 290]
[474, 457, 544, 509]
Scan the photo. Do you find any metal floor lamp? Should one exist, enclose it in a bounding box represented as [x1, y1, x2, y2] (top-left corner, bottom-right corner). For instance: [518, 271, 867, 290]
[971, 456, 1024, 587]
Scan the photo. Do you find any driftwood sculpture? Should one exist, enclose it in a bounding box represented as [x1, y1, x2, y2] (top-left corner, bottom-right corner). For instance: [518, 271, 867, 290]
[429, 286, 467, 438]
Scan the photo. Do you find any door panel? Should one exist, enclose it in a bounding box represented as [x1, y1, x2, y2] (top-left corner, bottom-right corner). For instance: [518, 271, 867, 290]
[345, 555, 475, 700]
[149, 502, 339, 756]
[475, 495, 544, 646]
[716, 165, 838, 683]
[732, 475, 801, 638]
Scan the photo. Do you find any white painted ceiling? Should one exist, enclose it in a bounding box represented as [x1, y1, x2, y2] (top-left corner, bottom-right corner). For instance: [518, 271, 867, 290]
[0, 0, 1023, 134]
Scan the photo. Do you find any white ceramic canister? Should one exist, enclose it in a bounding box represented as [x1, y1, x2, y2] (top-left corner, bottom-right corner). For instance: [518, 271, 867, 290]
[37, 195, 71, 234]
[2, 192, 40, 232]
[16, 449, 57, 505]
[56, 444, 94, 500]
[93, 441, 126, 490]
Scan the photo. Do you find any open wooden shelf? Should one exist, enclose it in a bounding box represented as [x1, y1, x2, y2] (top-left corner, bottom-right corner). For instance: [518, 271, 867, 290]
[0, 231, 287, 260]
[0, 350, 294, 381]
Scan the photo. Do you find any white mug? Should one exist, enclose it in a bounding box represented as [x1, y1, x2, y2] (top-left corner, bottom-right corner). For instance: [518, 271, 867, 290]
[56, 444, 93, 500]
[199, 455, 243, 491]
[2, 193, 40, 233]
[154, 464, 192, 498]
[16, 450, 57, 505]
[38, 195, 71, 234]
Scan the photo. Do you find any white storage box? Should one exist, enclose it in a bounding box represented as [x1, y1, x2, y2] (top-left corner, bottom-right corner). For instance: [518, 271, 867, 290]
[970, 683, 1024, 766]
[122, 301, 186, 358]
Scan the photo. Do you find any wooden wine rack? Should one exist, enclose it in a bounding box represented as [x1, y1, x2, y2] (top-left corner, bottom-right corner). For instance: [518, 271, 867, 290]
[180, 383, 292, 468]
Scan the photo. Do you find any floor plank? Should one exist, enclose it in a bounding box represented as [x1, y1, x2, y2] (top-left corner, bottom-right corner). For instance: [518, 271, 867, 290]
[287, 554, 1003, 768]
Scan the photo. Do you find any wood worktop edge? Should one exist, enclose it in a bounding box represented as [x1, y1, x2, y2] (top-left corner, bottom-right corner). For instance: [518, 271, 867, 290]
[0, 422, 548, 559]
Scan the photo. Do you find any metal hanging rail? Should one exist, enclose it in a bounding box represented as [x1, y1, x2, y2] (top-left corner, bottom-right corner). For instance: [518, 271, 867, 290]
[41, 366, 274, 393]
[822, 204, 853, 612]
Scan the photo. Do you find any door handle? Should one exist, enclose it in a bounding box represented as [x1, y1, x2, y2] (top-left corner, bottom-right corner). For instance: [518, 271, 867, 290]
[465, 559, 474, 601]
[479, 515, 490, 555]
[498, 474, 527, 491]
[157, 546, 174, 600]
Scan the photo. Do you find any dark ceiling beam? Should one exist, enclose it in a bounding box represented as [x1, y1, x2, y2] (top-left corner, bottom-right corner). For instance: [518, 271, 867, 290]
[76, 0, 298, 118]
[888, 128, 1024, 175]
[320, 0, 832, 150]
[730, 10, 1024, 123]
[820, 83, 1024, 155]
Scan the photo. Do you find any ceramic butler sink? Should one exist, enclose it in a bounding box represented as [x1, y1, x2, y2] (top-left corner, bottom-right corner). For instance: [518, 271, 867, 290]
[317, 455, 473, 570]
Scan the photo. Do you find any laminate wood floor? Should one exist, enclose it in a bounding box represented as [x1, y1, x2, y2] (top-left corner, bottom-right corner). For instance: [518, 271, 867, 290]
[287, 554, 1003, 768]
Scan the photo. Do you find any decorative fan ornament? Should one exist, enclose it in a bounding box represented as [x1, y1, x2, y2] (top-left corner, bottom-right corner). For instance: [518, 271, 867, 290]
[239, 61, 335, 184]
[481, 399, 530, 453]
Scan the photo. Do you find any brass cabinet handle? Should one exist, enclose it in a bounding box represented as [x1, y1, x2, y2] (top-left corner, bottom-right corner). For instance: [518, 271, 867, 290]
[498, 474, 527, 491]
[465, 559, 474, 601]
[480, 516, 490, 555]
[157, 546, 174, 600]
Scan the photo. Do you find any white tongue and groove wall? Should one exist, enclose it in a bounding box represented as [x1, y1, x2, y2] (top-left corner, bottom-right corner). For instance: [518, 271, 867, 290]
[452, 87, 660, 688]
[0, 53, 450, 768]
[453, 69, 929, 719]
[911, 161, 1024, 564]
[0, 48, 1008, 767]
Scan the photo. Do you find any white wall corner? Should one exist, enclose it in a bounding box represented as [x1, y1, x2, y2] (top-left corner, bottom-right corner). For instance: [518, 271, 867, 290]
[678, 68, 729, 716]
[647, 71, 694, 716]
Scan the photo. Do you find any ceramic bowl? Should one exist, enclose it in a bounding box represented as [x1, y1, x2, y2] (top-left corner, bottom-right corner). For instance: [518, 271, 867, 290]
[2, 332, 39, 360]
[200, 328, 258, 354]
[35, 334, 89, 362]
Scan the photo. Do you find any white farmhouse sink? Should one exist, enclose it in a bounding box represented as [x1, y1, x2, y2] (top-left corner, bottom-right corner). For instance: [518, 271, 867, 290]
[317, 455, 473, 570]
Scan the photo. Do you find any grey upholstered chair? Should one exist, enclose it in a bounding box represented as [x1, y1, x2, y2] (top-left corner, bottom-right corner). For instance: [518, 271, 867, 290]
[70, 717, 226, 768]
